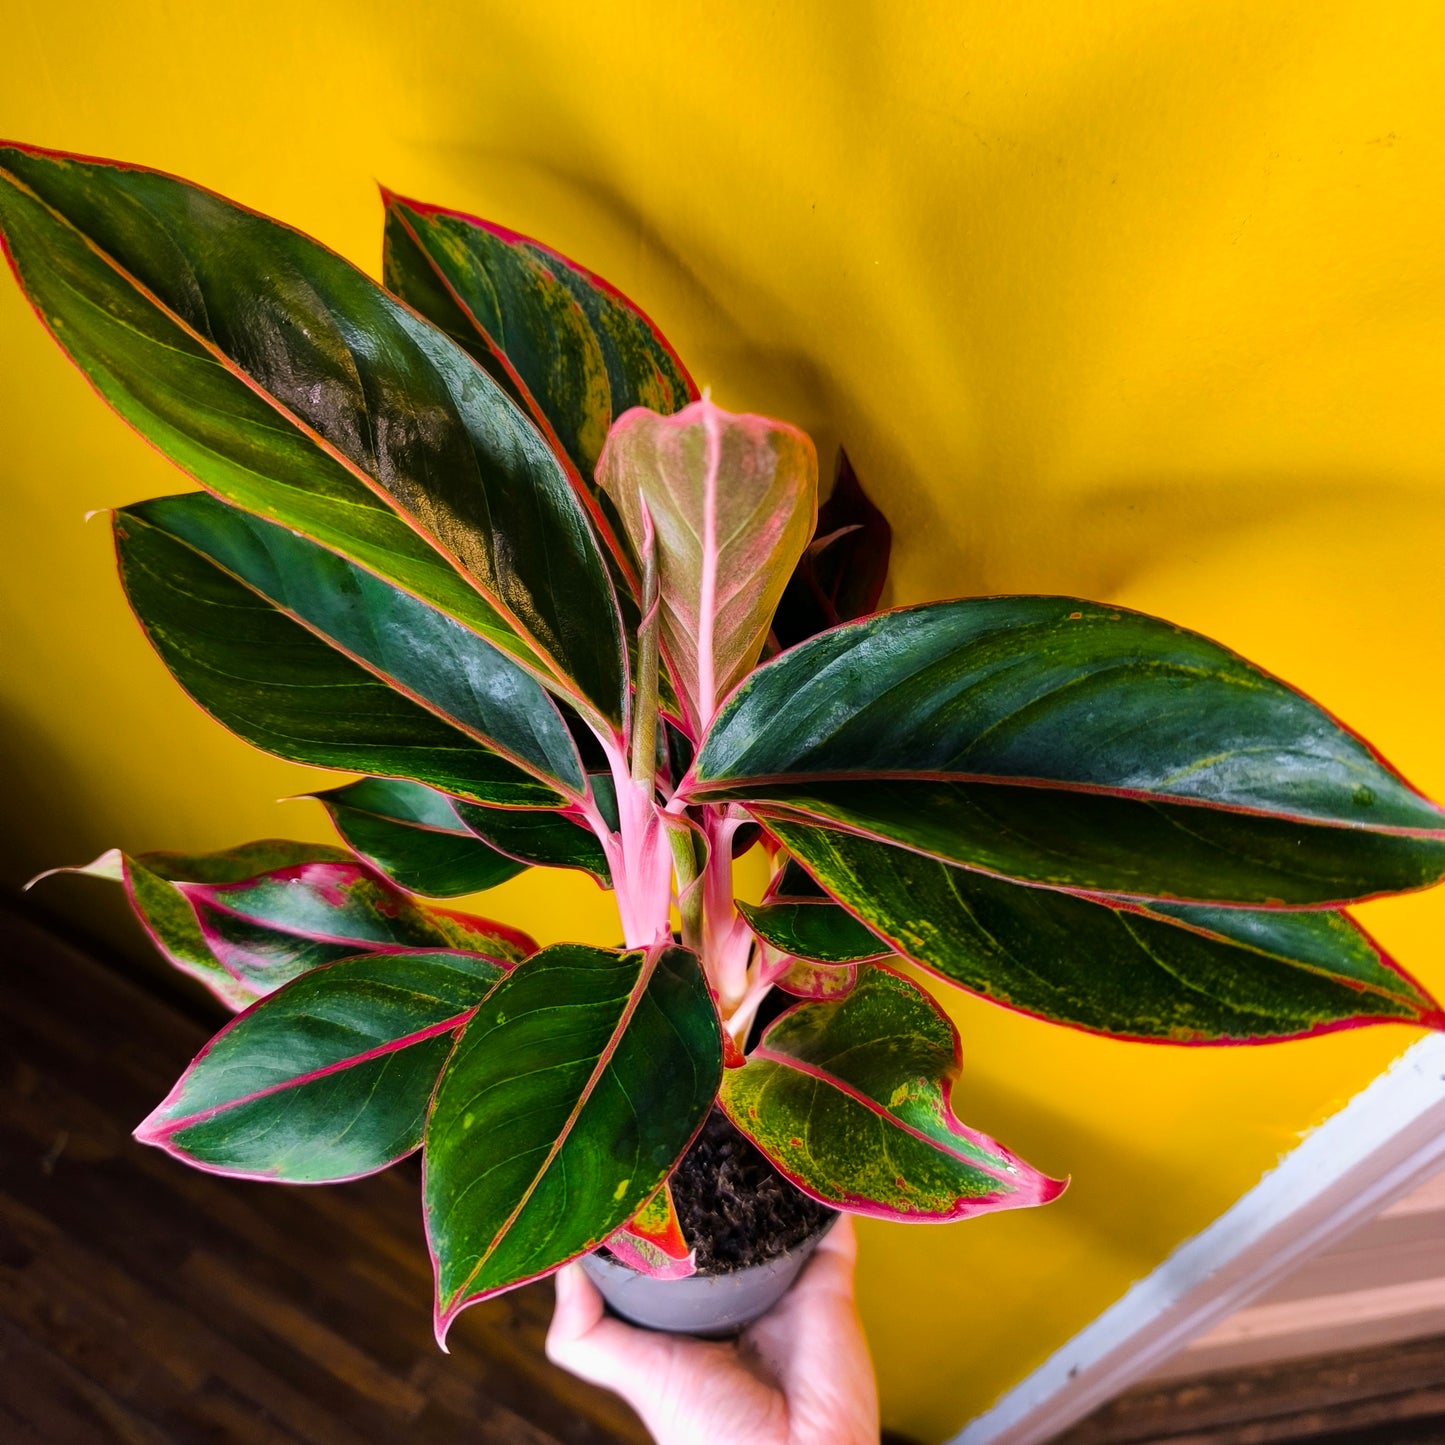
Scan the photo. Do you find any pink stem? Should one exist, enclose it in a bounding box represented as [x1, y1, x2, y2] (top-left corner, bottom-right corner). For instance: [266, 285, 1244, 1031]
[694, 398, 721, 728]
[701, 807, 754, 1013]
[594, 741, 672, 950]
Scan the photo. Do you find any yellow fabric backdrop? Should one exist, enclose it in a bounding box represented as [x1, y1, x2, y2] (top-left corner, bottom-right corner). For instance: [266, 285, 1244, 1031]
[4, 4, 1445, 1438]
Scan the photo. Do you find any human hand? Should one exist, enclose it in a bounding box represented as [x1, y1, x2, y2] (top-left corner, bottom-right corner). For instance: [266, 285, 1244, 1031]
[545, 1214, 879, 1445]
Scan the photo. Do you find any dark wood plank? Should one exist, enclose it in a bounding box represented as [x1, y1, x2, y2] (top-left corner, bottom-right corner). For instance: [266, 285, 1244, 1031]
[0, 904, 648, 1445]
[1055, 1334, 1445, 1443]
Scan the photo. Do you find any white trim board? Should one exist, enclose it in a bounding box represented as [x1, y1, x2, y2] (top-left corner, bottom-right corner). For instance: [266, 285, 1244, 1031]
[947, 1032, 1445, 1445]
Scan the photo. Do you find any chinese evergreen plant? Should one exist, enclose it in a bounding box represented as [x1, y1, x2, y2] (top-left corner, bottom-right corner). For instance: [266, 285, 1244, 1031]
[5, 140, 1445, 1343]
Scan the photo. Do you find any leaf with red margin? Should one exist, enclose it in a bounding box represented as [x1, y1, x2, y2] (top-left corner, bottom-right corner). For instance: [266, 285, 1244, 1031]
[181, 860, 536, 997]
[0, 142, 626, 731]
[603, 1182, 697, 1280]
[122, 494, 589, 805]
[736, 898, 892, 964]
[455, 798, 612, 885]
[692, 597, 1445, 906]
[768, 819, 1445, 1043]
[382, 190, 698, 495]
[719, 965, 1064, 1220]
[136, 950, 508, 1182]
[772, 449, 893, 648]
[310, 779, 530, 898]
[598, 399, 818, 731]
[425, 943, 721, 1341]
[34, 841, 352, 1010]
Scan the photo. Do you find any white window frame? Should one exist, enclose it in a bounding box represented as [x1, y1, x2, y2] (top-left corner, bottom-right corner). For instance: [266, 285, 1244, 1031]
[948, 1032, 1445, 1445]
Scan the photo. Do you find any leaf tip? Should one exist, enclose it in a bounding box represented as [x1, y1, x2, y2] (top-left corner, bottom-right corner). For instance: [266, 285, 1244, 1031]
[432, 1297, 460, 1353]
[26, 847, 124, 890]
[131, 1106, 172, 1149]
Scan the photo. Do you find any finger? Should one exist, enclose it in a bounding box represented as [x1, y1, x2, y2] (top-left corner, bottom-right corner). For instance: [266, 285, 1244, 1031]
[545, 1264, 704, 1398]
[813, 1212, 857, 1262]
[544, 1262, 606, 1352]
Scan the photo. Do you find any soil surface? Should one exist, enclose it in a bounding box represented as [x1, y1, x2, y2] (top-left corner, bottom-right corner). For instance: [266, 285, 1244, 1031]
[666, 1108, 837, 1274]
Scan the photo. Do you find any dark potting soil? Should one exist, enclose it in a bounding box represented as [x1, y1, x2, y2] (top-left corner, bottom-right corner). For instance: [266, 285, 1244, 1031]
[665, 1107, 837, 1275]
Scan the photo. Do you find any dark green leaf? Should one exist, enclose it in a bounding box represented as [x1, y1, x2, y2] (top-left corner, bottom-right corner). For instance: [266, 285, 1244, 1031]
[0, 143, 625, 727]
[383, 192, 698, 489]
[137, 950, 507, 1181]
[454, 800, 611, 885]
[310, 779, 529, 897]
[694, 598, 1445, 905]
[720, 965, 1063, 1218]
[132, 494, 588, 800]
[736, 898, 890, 964]
[425, 943, 721, 1335]
[771, 820, 1445, 1041]
[114, 508, 563, 807]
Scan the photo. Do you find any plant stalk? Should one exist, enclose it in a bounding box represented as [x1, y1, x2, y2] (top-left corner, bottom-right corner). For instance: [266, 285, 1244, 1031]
[629, 500, 661, 790]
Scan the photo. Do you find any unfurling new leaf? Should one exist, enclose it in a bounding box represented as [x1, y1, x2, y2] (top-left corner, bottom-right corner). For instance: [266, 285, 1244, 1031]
[598, 399, 818, 730]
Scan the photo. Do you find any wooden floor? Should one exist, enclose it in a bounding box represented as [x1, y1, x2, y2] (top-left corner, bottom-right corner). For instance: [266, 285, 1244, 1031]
[1055, 1334, 1445, 1443]
[0, 905, 649, 1445]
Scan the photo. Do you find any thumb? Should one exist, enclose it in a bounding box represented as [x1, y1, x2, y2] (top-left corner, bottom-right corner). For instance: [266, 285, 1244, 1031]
[544, 1263, 681, 1397]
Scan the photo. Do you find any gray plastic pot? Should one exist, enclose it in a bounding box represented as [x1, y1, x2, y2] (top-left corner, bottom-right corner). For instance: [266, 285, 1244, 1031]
[579, 1214, 839, 1338]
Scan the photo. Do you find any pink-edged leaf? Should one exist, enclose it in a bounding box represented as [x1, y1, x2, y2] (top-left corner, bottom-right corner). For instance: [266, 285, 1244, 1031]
[32, 841, 352, 1010]
[381, 191, 698, 532]
[597, 398, 818, 731]
[769, 818, 1445, 1043]
[720, 965, 1064, 1221]
[425, 943, 721, 1339]
[692, 597, 1445, 907]
[603, 1182, 697, 1280]
[137, 950, 508, 1182]
[0, 143, 628, 731]
[736, 897, 892, 965]
[772, 449, 893, 648]
[182, 860, 536, 995]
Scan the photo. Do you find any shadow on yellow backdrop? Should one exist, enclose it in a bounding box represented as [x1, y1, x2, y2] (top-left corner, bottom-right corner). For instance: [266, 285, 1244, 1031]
[5, 2, 1445, 1439]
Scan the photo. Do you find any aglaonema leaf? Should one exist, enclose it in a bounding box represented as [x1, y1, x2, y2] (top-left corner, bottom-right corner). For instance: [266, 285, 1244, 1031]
[772, 449, 892, 648]
[113, 507, 565, 808]
[315, 774, 614, 895]
[603, 1181, 697, 1280]
[454, 799, 611, 885]
[425, 943, 721, 1339]
[309, 779, 530, 897]
[128, 494, 589, 803]
[382, 191, 698, 497]
[37, 841, 352, 1009]
[136, 950, 508, 1181]
[692, 598, 1445, 906]
[720, 965, 1064, 1219]
[180, 859, 536, 997]
[770, 819, 1445, 1042]
[736, 898, 891, 964]
[0, 142, 626, 730]
[597, 399, 818, 731]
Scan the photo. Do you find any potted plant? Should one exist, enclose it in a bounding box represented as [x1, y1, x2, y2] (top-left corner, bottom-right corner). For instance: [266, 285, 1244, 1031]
[5, 140, 1445, 1345]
